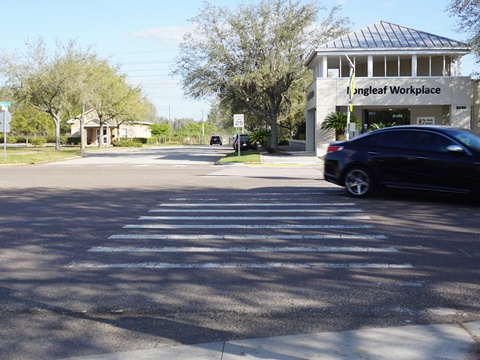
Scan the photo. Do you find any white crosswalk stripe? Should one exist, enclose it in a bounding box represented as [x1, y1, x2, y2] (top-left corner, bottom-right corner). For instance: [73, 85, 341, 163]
[67, 262, 413, 269]
[67, 190, 413, 271]
[88, 246, 398, 253]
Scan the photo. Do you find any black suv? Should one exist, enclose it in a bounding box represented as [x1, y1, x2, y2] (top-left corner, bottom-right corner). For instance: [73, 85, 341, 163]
[210, 136, 222, 145]
[233, 134, 255, 151]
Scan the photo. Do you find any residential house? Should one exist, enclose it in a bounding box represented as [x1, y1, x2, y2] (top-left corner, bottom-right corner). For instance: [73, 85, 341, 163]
[68, 109, 152, 146]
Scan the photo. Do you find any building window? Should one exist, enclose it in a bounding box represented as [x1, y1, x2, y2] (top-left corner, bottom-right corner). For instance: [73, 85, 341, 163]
[365, 109, 411, 126]
[417, 56, 430, 76]
[373, 56, 386, 77]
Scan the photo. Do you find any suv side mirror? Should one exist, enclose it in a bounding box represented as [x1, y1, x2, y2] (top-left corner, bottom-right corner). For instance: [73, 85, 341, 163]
[446, 145, 466, 153]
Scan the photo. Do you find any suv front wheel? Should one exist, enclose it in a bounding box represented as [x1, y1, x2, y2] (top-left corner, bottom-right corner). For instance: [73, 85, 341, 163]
[344, 166, 374, 198]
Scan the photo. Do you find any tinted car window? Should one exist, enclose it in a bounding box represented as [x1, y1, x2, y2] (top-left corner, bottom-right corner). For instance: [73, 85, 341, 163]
[363, 130, 415, 150]
[414, 131, 455, 153]
[451, 129, 480, 154]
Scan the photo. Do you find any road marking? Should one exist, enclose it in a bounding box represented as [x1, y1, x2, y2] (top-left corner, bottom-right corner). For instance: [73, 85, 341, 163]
[108, 234, 387, 240]
[149, 208, 362, 213]
[123, 224, 375, 229]
[169, 197, 344, 201]
[169, 191, 342, 198]
[394, 281, 426, 287]
[427, 308, 466, 316]
[88, 246, 398, 253]
[137, 215, 371, 221]
[157, 203, 357, 207]
[67, 262, 413, 269]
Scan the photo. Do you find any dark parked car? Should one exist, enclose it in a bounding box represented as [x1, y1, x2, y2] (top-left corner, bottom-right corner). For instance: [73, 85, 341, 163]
[233, 134, 256, 151]
[323, 125, 480, 198]
[210, 135, 222, 145]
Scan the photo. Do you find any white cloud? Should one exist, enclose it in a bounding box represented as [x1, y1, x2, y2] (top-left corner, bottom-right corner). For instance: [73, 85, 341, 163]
[131, 26, 191, 47]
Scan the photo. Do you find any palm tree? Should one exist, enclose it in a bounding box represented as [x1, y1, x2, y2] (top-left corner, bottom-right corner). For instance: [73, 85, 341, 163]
[321, 112, 359, 140]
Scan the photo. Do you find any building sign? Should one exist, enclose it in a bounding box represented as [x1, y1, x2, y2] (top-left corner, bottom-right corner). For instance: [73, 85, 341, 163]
[307, 90, 315, 101]
[348, 85, 442, 97]
[417, 117, 435, 125]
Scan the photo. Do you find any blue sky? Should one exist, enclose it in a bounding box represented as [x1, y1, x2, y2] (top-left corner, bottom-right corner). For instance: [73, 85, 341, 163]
[1, 0, 475, 121]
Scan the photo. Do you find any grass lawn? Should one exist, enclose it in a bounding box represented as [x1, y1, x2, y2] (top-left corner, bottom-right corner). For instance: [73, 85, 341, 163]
[216, 149, 261, 164]
[0, 145, 261, 165]
[0, 147, 83, 165]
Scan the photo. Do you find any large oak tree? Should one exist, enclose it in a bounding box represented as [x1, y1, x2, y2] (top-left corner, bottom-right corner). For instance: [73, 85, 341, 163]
[173, 0, 350, 150]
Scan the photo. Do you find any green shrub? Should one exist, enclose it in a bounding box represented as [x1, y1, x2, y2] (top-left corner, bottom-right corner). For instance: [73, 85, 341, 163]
[250, 129, 270, 146]
[278, 138, 289, 146]
[46, 135, 57, 143]
[15, 136, 27, 143]
[30, 137, 47, 146]
[112, 139, 143, 147]
[67, 137, 81, 145]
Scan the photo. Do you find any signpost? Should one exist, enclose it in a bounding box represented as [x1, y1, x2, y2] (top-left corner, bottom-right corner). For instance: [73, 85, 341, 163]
[1, 102, 11, 161]
[233, 114, 244, 156]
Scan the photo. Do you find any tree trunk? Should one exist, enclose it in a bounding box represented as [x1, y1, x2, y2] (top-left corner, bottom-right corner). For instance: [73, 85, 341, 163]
[54, 117, 61, 151]
[80, 104, 86, 150]
[98, 123, 104, 148]
[269, 119, 278, 150]
[268, 108, 278, 150]
[98, 113, 104, 148]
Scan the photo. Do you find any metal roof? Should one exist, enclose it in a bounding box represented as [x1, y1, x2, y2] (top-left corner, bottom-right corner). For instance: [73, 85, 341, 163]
[320, 21, 468, 50]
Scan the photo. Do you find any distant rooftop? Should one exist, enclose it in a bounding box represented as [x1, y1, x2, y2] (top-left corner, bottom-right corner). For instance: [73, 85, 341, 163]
[319, 21, 468, 50]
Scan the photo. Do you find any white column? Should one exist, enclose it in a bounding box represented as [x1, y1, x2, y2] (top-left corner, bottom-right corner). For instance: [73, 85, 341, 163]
[317, 56, 328, 78]
[412, 55, 417, 77]
[368, 55, 373, 77]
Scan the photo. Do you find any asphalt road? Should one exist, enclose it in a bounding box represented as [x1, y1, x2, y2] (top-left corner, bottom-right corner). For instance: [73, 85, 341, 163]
[0, 145, 479, 359]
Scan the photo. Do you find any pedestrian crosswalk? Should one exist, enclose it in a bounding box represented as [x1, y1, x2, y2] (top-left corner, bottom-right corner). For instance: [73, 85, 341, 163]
[66, 189, 414, 272]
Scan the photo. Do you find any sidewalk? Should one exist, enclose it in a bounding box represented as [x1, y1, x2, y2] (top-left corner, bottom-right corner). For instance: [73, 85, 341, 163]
[65, 321, 480, 359]
[258, 145, 323, 166]
[260, 150, 323, 166]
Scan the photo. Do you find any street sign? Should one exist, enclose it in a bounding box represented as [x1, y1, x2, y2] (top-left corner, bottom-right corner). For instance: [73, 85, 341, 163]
[0, 121, 10, 132]
[233, 114, 244, 127]
[0, 101, 10, 107]
[0, 109, 11, 124]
